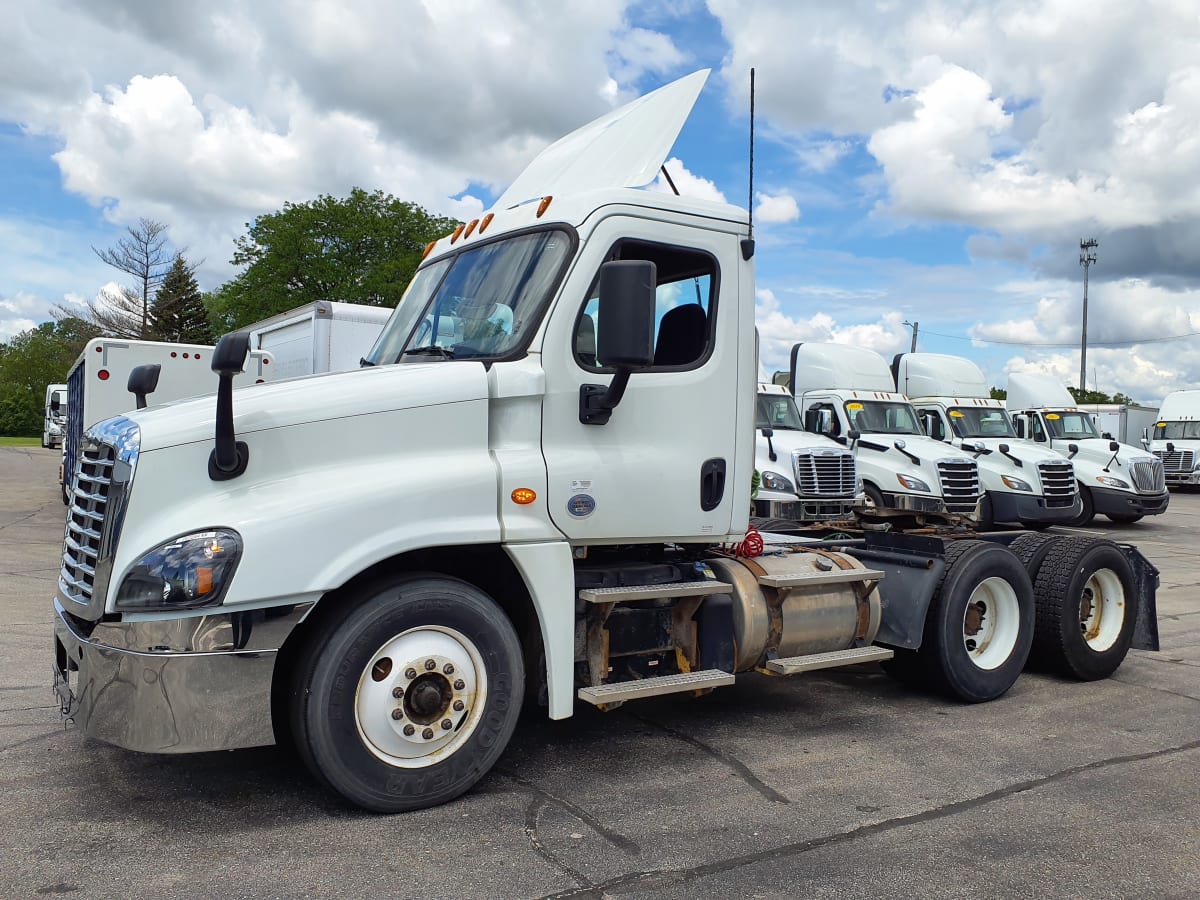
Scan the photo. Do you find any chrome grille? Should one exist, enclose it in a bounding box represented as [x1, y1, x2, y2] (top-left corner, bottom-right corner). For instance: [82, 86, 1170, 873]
[1154, 449, 1195, 473]
[792, 449, 857, 497]
[1128, 458, 1165, 494]
[936, 459, 982, 513]
[58, 418, 139, 620]
[1037, 460, 1077, 508]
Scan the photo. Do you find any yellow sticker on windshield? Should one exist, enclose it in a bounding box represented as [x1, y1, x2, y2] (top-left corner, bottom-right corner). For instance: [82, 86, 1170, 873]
[1045, 413, 1061, 420]
[1157, 422, 1166, 427]
[949, 410, 965, 418]
[846, 402, 864, 410]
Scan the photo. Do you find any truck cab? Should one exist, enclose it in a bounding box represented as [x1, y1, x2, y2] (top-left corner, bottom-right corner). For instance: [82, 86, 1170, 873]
[788, 343, 983, 524]
[1148, 389, 1200, 486]
[1006, 373, 1168, 524]
[754, 383, 862, 523]
[43, 383, 67, 449]
[893, 353, 1079, 529]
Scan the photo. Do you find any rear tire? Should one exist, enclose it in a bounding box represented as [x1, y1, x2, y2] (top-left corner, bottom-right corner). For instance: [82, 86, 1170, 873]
[918, 540, 1035, 702]
[1029, 538, 1138, 680]
[289, 574, 524, 812]
[1007, 533, 1063, 582]
[1067, 484, 1095, 526]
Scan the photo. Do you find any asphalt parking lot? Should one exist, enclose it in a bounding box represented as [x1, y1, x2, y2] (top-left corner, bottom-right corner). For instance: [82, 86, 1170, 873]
[2, 444, 1198, 898]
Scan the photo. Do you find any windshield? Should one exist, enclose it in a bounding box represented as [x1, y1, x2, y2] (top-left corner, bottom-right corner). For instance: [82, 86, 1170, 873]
[844, 400, 921, 435]
[364, 228, 573, 365]
[757, 393, 804, 430]
[948, 406, 1016, 438]
[1043, 410, 1100, 440]
[1154, 421, 1200, 440]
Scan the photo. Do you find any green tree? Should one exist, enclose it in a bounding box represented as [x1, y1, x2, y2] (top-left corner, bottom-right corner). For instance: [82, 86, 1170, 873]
[207, 188, 460, 330]
[0, 317, 99, 435]
[1068, 387, 1137, 405]
[989, 387, 1006, 401]
[151, 255, 212, 343]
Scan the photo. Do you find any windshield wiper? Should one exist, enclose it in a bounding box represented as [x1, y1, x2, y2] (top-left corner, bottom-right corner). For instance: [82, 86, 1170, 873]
[401, 346, 456, 359]
[359, 357, 375, 367]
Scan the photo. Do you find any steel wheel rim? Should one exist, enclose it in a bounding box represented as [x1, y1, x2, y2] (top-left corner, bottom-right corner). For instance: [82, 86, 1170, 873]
[1081, 568, 1125, 652]
[354, 625, 487, 768]
[962, 576, 1020, 670]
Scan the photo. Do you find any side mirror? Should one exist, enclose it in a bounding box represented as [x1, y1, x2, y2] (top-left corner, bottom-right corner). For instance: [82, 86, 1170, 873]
[50, 397, 61, 413]
[1013, 417, 1025, 438]
[1109, 441, 1120, 452]
[1167, 442, 1175, 453]
[1068, 443, 1079, 459]
[816, 409, 834, 435]
[580, 260, 656, 425]
[127, 364, 162, 410]
[998, 443, 1009, 454]
[209, 330, 251, 480]
[760, 427, 774, 438]
[1102, 431, 1113, 440]
[1141, 428, 1150, 448]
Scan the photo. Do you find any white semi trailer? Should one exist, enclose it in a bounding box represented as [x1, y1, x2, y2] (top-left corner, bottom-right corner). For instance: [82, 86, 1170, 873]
[1149, 389, 1200, 486]
[1006, 373, 1168, 525]
[52, 71, 1160, 813]
[246, 300, 392, 378]
[893, 353, 1079, 529]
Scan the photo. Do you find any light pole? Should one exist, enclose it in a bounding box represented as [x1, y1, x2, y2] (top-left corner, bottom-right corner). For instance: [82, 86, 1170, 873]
[903, 320, 918, 353]
[1079, 238, 1098, 393]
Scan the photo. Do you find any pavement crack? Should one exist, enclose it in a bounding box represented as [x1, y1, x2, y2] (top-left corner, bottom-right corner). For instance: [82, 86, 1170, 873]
[496, 769, 640, 855]
[540, 738, 1200, 898]
[623, 711, 790, 804]
[0, 729, 65, 753]
[1109, 677, 1200, 704]
[523, 796, 597, 894]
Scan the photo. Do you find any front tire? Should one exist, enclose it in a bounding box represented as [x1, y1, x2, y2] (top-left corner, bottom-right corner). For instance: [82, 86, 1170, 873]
[290, 574, 524, 813]
[1067, 484, 1095, 526]
[1106, 513, 1143, 524]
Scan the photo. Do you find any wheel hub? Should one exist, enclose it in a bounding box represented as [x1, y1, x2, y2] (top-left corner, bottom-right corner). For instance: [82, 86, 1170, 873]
[964, 600, 987, 637]
[1079, 587, 1095, 631]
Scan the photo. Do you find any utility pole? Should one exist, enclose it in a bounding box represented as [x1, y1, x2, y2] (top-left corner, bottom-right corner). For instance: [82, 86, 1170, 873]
[1079, 238, 1098, 393]
[904, 320, 918, 353]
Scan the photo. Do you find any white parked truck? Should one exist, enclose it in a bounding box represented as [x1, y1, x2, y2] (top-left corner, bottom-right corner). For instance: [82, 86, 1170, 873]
[893, 353, 1080, 529]
[1148, 389, 1200, 486]
[60, 338, 273, 504]
[788, 342, 984, 525]
[754, 383, 863, 523]
[43, 383, 68, 449]
[246, 300, 392, 378]
[52, 70, 1161, 814]
[1077, 402, 1160, 447]
[1006, 373, 1168, 525]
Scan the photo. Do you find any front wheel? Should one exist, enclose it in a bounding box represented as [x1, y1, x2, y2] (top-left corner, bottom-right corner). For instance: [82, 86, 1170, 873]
[1067, 484, 1095, 526]
[1106, 513, 1143, 524]
[290, 574, 524, 812]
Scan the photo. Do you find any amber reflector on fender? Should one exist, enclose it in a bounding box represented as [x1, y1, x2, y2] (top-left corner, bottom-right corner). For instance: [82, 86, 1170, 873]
[511, 488, 537, 505]
[536, 196, 553, 217]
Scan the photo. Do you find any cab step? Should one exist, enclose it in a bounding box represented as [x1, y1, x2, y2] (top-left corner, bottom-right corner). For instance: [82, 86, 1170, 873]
[577, 669, 734, 705]
[578, 580, 728, 604]
[757, 568, 885, 589]
[764, 645, 894, 675]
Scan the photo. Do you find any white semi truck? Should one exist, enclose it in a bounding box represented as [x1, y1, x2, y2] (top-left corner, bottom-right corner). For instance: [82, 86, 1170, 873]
[52, 71, 1160, 813]
[787, 342, 984, 525]
[43, 383, 68, 449]
[246, 300, 392, 378]
[1006, 373, 1168, 525]
[60, 338, 273, 504]
[892, 353, 1080, 529]
[754, 383, 862, 523]
[1148, 389, 1200, 486]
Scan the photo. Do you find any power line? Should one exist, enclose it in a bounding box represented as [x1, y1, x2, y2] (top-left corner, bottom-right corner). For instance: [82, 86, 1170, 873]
[919, 328, 1200, 348]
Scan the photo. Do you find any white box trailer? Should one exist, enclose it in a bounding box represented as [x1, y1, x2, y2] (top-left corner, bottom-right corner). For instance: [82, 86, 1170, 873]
[246, 301, 392, 378]
[1077, 403, 1160, 446]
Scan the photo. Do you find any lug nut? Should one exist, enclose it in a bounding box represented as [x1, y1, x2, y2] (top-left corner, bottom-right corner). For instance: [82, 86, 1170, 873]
[422, 727, 434, 740]
[403, 724, 415, 736]
[391, 686, 404, 699]
[453, 679, 465, 691]
[441, 718, 452, 730]
[391, 709, 404, 720]
[404, 667, 417, 679]
[453, 700, 464, 712]
[424, 659, 437, 671]
[443, 663, 455, 675]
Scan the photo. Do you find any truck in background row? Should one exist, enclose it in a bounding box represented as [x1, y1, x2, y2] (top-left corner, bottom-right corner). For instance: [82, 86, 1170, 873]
[893, 353, 1079, 530]
[61, 338, 273, 504]
[246, 300, 392, 378]
[1148, 389, 1200, 486]
[788, 342, 984, 525]
[754, 383, 863, 523]
[1077, 402, 1160, 447]
[51, 69, 1160, 814]
[1005, 372, 1168, 525]
[43, 383, 68, 449]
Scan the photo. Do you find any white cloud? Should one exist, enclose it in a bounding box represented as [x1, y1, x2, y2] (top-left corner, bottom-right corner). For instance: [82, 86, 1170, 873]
[754, 191, 800, 224]
[650, 157, 728, 203]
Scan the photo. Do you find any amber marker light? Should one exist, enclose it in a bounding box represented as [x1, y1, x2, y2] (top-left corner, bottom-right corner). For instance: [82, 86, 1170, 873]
[536, 196, 553, 217]
[421, 240, 436, 260]
[479, 213, 494, 233]
[464, 218, 479, 238]
[511, 488, 537, 505]
[450, 224, 465, 243]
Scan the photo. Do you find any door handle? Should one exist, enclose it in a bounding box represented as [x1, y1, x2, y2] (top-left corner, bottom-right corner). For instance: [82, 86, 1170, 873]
[700, 458, 726, 511]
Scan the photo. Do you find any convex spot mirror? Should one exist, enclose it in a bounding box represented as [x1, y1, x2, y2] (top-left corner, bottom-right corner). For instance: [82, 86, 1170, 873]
[596, 260, 655, 370]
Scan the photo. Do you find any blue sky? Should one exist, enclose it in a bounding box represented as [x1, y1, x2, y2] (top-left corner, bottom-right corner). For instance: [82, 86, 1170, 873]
[2, 0, 1199, 403]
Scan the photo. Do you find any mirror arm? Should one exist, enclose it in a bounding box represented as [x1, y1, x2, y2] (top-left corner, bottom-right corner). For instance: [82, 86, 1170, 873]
[579, 370, 632, 426]
[209, 331, 251, 480]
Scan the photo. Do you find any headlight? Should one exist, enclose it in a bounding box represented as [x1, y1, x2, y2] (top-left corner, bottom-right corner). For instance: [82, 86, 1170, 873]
[1095, 475, 1129, 488]
[1001, 475, 1033, 492]
[896, 474, 931, 492]
[115, 530, 243, 611]
[760, 471, 794, 493]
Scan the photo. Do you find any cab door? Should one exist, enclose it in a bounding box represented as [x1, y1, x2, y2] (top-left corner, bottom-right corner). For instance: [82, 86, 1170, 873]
[538, 213, 749, 543]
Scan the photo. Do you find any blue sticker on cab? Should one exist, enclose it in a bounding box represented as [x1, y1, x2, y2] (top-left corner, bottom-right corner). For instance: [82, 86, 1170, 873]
[567, 493, 596, 517]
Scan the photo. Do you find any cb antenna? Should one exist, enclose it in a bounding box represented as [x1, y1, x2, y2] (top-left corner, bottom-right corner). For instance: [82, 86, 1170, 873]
[741, 68, 756, 261]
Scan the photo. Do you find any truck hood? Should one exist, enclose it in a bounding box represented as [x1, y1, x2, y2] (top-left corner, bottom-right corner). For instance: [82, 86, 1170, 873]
[1052, 438, 1155, 473]
[124, 363, 489, 452]
[949, 437, 1064, 467]
[756, 428, 847, 463]
[858, 434, 973, 466]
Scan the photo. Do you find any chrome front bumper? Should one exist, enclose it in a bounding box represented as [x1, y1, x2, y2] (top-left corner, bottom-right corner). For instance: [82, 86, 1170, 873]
[53, 599, 311, 754]
[1165, 471, 1200, 485]
[753, 496, 862, 522]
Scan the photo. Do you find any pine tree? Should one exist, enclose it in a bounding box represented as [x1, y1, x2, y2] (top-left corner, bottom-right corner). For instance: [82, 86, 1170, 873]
[151, 256, 212, 343]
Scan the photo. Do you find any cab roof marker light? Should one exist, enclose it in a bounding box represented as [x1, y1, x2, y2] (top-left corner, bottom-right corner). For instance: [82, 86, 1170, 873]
[421, 240, 437, 260]
[450, 224, 465, 243]
[464, 219, 479, 238]
[478, 213, 494, 233]
[536, 196, 553, 217]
